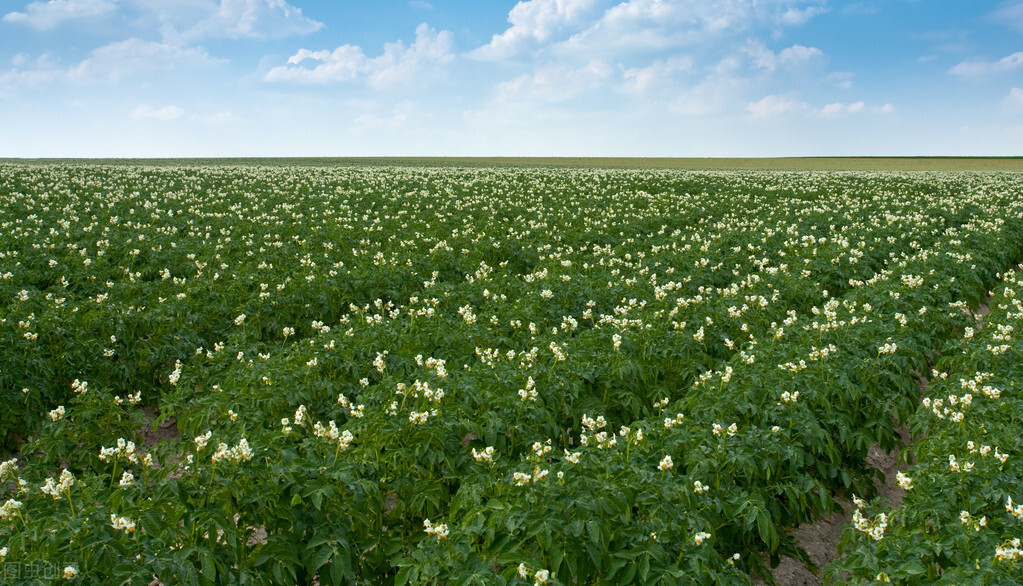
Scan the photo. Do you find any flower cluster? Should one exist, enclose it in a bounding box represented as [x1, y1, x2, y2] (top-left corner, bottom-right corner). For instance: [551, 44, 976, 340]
[851, 497, 888, 541]
[210, 439, 253, 463]
[99, 438, 139, 464]
[312, 421, 355, 450]
[0, 498, 22, 520]
[472, 446, 495, 462]
[657, 455, 673, 471]
[110, 514, 137, 533]
[40, 469, 75, 500]
[423, 518, 448, 539]
[517, 563, 551, 585]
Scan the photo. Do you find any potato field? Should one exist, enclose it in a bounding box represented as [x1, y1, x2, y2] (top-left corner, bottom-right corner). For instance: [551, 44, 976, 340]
[1, 163, 1022, 584]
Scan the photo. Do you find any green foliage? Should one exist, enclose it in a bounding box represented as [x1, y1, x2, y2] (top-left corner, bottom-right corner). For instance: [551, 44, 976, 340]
[1, 164, 1022, 583]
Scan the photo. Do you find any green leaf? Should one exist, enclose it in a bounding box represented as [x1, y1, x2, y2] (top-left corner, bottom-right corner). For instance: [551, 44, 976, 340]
[897, 560, 926, 576]
[311, 545, 333, 572]
[200, 552, 216, 581]
[395, 565, 413, 586]
[587, 520, 601, 547]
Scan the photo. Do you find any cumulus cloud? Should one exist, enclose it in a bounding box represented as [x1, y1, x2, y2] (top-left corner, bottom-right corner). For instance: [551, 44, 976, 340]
[827, 71, 854, 89]
[744, 41, 824, 72]
[469, 0, 601, 60]
[131, 104, 184, 120]
[498, 58, 611, 101]
[3, 0, 115, 30]
[747, 94, 881, 118]
[265, 23, 454, 86]
[814, 100, 864, 117]
[1006, 87, 1023, 111]
[990, 2, 1023, 32]
[747, 93, 806, 117]
[70, 38, 224, 81]
[668, 74, 745, 116]
[778, 5, 828, 25]
[546, 0, 828, 57]
[166, 0, 324, 42]
[948, 52, 1023, 76]
[622, 56, 692, 94]
[0, 38, 223, 89]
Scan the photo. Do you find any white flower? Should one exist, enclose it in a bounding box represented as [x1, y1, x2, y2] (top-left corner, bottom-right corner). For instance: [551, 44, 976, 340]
[895, 472, 913, 491]
[110, 513, 136, 533]
[472, 446, 495, 462]
[658, 455, 673, 471]
[423, 518, 449, 539]
[118, 471, 135, 488]
[0, 498, 22, 520]
[194, 431, 212, 451]
[40, 469, 75, 499]
[168, 360, 182, 385]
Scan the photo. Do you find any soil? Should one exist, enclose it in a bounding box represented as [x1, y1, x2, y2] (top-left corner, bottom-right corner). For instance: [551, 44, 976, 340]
[753, 431, 911, 586]
[751, 266, 1020, 585]
[139, 405, 181, 448]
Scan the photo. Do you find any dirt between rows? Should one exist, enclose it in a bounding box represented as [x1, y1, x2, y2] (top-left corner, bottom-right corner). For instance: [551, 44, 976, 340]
[134, 283, 1011, 585]
[755, 282, 1006, 585]
[753, 429, 912, 586]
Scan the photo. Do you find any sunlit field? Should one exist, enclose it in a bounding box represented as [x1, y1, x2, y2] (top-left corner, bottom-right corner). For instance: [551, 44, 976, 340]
[1, 163, 1022, 584]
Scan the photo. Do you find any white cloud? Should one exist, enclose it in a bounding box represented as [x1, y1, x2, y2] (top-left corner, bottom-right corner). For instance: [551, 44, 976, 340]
[70, 38, 224, 81]
[1006, 88, 1023, 111]
[265, 23, 454, 86]
[167, 0, 324, 42]
[409, 1, 433, 9]
[747, 95, 878, 118]
[550, 0, 829, 57]
[827, 71, 854, 89]
[622, 56, 692, 94]
[0, 39, 223, 90]
[3, 0, 115, 30]
[131, 104, 184, 120]
[668, 74, 744, 115]
[747, 93, 806, 117]
[948, 52, 1023, 76]
[498, 58, 611, 102]
[990, 2, 1023, 33]
[744, 41, 824, 72]
[778, 5, 828, 26]
[470, 0, 601, 60]
[814, 100, 864, 117]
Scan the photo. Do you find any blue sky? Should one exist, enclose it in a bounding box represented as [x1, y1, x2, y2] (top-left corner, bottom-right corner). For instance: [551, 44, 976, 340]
[0, 0, 1021, 157]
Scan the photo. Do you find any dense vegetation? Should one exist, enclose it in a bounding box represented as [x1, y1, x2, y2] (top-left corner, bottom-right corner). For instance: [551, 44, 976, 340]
[1, 164, 1021, 584]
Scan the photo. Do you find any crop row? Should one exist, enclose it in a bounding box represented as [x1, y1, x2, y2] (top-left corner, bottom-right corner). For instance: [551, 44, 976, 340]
[0, 165, 1021, 584]
[831, 264, 1023, 584]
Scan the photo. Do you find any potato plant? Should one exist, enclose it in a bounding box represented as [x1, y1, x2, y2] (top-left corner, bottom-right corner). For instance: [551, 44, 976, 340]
[0, 164, 1021, 584]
